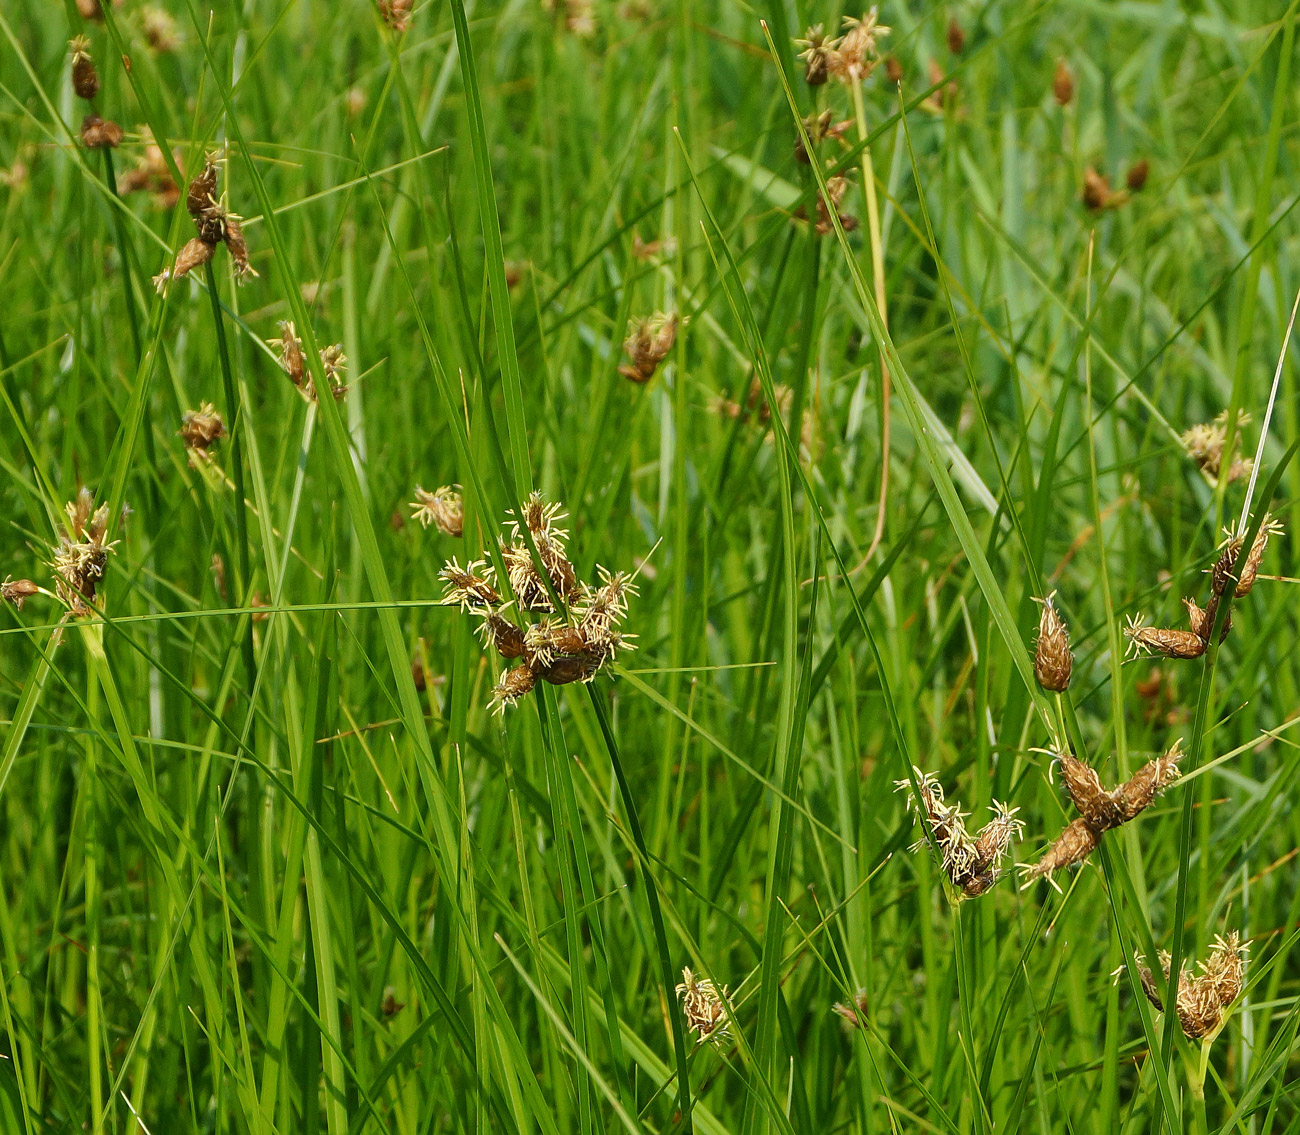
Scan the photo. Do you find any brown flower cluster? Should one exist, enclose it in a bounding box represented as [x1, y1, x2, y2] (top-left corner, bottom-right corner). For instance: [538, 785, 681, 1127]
[51, 489, 118, 617]
[1020, 743, 1182, 887]
[1082, 162, 1149, 212]
[895, 768, 1024, 898]
[180, 403, 226, 460]
[1124, 517, 1281, 662]
[274, 321, 348, 402]
[155, 154, 257, 290]
[619, 313, 677, 384]
[410, 485, 463, 537]
[119, 129, 180, 209]
[1182, 411, 1253, 483]
[439, 493, 635, 712]
[676, 967, 730, 1042]
[794, 109, 852, 165]
[1117, 931, 1247, 1040]
[377, 0, 413, 33]
[1052, 58, 1074, 106]
[796, 10, 891, 87]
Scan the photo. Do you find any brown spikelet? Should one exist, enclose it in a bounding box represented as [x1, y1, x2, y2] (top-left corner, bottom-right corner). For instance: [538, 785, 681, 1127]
[619, 313, 678, 383]
[1052, 57, 1073, 106]
[223, 215, 258, 282]
[831, 9, 891, 84]
[676, 967, 730, 1041]
[1056, 751, 1124, 832]
[1126, 159, 1149, 192]
[884, 55, 903, 83]
[832, 989, 869, 1031]
[476, 607, 527, 660]
[2, 578, 40, 610]
[1033, 592, 1073, 691]
[171, 237, 217, 283]
[1210, 535, 1243, 597]
[70, 37, 99, 101]
[1019, 817, 1099, 885]
[540, 652, 605, 686]
[80, 114, 122, 149]
[439, 558, 500, 609]
[1114, 739, 1182, 821]
[187, 156, 220, 220]
[410, 485, 464, 537]
[377, 0, 413, 33]
[1082, 167, 1118, 211]
[1183, 594, 1230, 644]
[1123, 615, 1206, 660]
[945, 16, 964, 54]
[1235, 517, 1282, 597]
[490, 664, 537, 713]
[179, 403, 226, 452]
[795, 24, 839, 86]
[1121, 931, 1247, 1040]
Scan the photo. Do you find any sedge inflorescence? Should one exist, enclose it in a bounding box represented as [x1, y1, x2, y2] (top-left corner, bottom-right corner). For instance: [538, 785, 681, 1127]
[438, 493, 635, 712]
[676, 967, 731, 1043]
[894, 768, 1024, 898]
[1115, 931, 1247, 1040]
[155, 154, 257, 290]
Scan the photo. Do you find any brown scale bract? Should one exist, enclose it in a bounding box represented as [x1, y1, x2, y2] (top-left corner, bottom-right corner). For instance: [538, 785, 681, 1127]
[619, 313, 678, 384]
[676, 967, 730, 1041]
[1122, 932, 1247, 1040]
[1032, 592, 1072, 692]
[894, 768, 1023, 898]
[1183, 595, 1230, 645]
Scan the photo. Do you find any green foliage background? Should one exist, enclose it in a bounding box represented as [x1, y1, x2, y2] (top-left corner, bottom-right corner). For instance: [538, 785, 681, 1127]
[0, 0, 1299, 1132]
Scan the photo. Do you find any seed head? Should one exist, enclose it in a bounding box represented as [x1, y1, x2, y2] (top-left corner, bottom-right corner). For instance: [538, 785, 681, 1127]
[794, 109, 853, 164]
[1209, 532, 1244, 598]
[489, 664, 537, 714]
[1235, 515, 1283, 598]
[1032, 592, 1072, 691]
[377, 0, 413, 33]
[1082, 167, 1120, 211]
[795, 24, 839, 86]
[832, 9, 891, 84]
[51, 491, 118, 615]
[676, 967, 730, 1041]
[1055, 750, 1124, 832]
[80, 114, 123, 150]
[946, 15, 964, 54]
[1019, 817, 1099, 888]
[1114, 739, 1182, 821]
[439, 558, 500, 609]
[1181, 411, 1252, 482]
[1052, 58, 1074, 106]
[1, 578, 40, 610]
[411, 485, 464, 537]
[1123, 613, 1206, 661]
[180, 403, 226, 452]
[69, 37, 100, 100]
[1126, 159, 1149, 192]
[1183, 594, 1230, 644]
[1118, 931, 1247, 1040]
[476, 605, 527, 660]
[619, 313, 678, 384]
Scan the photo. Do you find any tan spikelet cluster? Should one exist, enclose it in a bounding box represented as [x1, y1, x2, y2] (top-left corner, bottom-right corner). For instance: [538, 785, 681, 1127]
[1032, 592, 1072, 692]
[895, 768, 1024, 898]
[273, 321, 348, 402]
[619, 313, 678, 384]
[1052, 58, 1074, 106]
[1182, 411, 1253, 483]
[1117, 931, 1247, 1040]
[411, 486, 464, 537]
[796, 10, 891, 87]
[70, 38, 126, 151]
[832, 988, 869, 1031]
[50, 489, 119, 617]
[440, 494, 636, 712]
[180, 403, 226, 460]
[155, 154, 257, 290]
[676, 967, 730, 1042]
[119, 129, 180, 209]
[794, 109, 853, 165]
[1020, 743, 1182, 886]
[377, 0, 413, 33]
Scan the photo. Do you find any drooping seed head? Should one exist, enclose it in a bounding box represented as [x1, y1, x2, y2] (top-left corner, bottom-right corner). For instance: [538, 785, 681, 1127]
[489, 664, 537, 713]
[1, 578, 40, 611]
[1210, 532, 1244, 597]
[1019, 817, 1100, 888]
[1055, 750, 1124, 832]
[1123, 613, 1206, 660]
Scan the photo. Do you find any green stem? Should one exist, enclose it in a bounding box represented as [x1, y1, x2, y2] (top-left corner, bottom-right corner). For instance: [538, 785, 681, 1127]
[203, 261, 257, 694]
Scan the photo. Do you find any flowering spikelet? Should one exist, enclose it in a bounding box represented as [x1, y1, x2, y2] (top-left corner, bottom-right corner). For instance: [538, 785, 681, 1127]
[812, 173, 859, 236]
[619, 313, 678, 384]
[69, 37, 99, 101]
[1235, 515, 1283, 598]
[443, 496, 635, 710]
[180, 403, 226, 453]
[1032, 592, 1072, 692]
[831, 9, 891, 84]
[1126, 159, 1149, 192]
[795, 24, 839, 86]
[1083, 167, 1121, 211]
[1023, 742, 1182, 885]
[676, 968, 730, 1041]
[832, 989, 869, 1031]
[51, 489, 118, 616]
[1181, 411, 1252, 483]
[946, 16, 964, 54]
[411, 486, 463, 536]
[1123, 613, 1206, 660]
[794, 109, 852, 164]
[439, 558, 500, 609]
[894, 769, 1023, 898]
[175, 154, 258, 283]
[1209, 533, 1243, 598]
[80, 114, 123, 150]
[1183, 595, 1230, 644]
[1052, 58, 1073, 106]
[274, 322, 345, 401]
[1119, 932, 1247, 1040]
[141, 7, 180, 52]
[377, 0, 413, 33]
[119, 130, 180, 209]
[1, 578, 40, 610]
